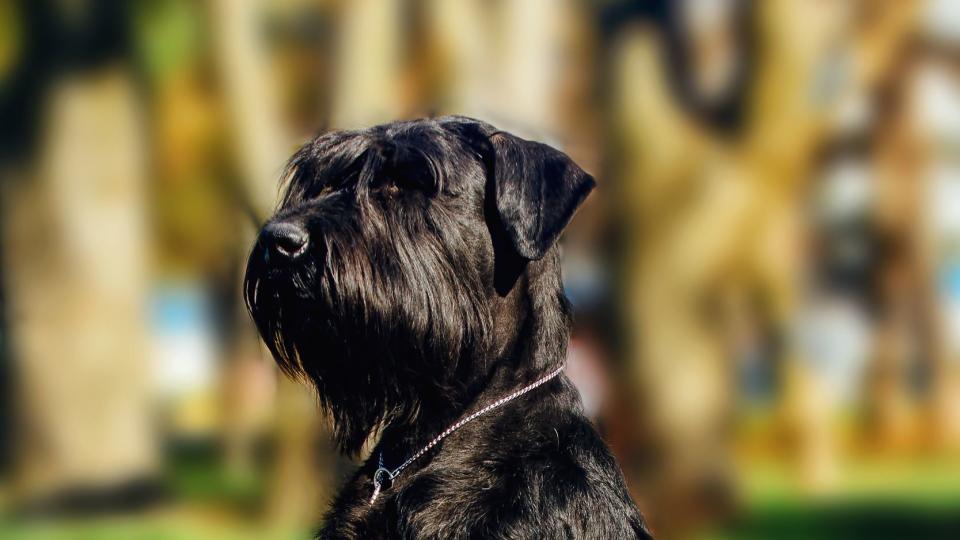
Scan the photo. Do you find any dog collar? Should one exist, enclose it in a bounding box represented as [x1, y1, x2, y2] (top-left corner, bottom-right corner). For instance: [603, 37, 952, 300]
[369, 363, 566, 504]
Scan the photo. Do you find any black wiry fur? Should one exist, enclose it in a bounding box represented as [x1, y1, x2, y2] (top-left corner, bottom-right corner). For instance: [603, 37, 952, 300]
[244, 116, 652, 539]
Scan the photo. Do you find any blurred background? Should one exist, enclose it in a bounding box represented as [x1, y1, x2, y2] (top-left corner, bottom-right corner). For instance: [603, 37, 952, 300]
[1, 0, 959, 538]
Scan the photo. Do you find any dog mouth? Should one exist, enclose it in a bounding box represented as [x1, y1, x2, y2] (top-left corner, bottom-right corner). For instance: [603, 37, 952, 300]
[243, 247, 325, 376]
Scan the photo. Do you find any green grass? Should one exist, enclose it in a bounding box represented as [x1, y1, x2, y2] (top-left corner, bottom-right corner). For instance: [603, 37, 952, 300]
[704, 457, 960, 540]
[165, 446, 264, 510]
[0, 441, 309, 540]
[0, 518, 306, 540]
[707, 499, 960, 540]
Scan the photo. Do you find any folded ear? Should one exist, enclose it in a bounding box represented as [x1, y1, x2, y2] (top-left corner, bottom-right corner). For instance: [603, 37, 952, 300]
[488, 132, 596, 260]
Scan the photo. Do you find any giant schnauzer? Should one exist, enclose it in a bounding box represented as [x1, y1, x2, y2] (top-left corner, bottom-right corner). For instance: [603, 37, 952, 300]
[244, 116, 652, 539]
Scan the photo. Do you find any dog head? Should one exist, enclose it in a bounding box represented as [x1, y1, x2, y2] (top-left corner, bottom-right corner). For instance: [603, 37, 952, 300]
[243, 116, 594, 453]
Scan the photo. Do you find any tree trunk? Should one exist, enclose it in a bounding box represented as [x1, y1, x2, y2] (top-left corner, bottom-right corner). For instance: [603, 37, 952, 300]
[3, 67, 158, 507]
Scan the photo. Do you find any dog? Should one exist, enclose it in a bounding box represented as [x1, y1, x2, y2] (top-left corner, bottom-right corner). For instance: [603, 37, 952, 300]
[243, 116, 652, 539]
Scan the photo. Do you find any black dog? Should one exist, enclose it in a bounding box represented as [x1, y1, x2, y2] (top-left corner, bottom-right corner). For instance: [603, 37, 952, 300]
[244, 116, 651, 539]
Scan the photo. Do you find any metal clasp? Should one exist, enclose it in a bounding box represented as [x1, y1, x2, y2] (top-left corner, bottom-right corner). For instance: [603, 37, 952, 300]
[369, 466, 394, 504]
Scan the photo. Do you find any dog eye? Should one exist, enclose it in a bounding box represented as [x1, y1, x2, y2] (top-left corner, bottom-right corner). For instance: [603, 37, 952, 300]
[381, 173, 433, 195]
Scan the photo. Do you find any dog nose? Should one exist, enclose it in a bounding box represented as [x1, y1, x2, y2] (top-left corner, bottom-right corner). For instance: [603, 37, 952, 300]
[262, 221, 309, 259]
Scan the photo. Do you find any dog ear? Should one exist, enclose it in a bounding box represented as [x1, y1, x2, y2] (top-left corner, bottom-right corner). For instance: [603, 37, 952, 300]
[486, 132, 596, 260]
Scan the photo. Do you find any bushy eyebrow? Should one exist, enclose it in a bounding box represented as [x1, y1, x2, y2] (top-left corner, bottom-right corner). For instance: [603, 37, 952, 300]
[278, 127, 465, 207]
[278, 132, 371, 206]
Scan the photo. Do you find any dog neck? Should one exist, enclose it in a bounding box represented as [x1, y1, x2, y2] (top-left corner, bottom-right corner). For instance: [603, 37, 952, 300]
[375, 253, 571, 472]
[376, 357, 565, 465]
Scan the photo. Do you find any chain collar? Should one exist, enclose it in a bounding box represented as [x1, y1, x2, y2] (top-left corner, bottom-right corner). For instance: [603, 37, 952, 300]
[369, 363, 566, 504]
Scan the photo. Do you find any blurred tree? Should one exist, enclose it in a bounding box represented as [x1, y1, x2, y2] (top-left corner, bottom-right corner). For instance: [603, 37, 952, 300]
[4, 66, 159, 512]
[0, 0, 162, 514]
[329, 0, 406, 129]
[600, 0, 755, 135]
[870, 41, 960, 452]
[606, 0, 919, 532]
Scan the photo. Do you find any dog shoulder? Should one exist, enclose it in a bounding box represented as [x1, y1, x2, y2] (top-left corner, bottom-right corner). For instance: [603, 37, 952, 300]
[393, 412, 652, 539]
[527, 413, 654, 539]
